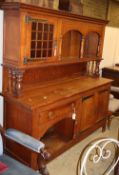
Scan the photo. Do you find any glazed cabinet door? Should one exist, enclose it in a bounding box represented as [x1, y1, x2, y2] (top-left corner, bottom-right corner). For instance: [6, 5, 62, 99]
[80, 92, 97, 132]
[23, 14, 59, 65]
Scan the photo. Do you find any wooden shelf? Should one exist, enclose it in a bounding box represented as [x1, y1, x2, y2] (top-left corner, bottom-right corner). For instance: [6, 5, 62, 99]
[21, 57, 103, 69]
[41, 132, 71, 156]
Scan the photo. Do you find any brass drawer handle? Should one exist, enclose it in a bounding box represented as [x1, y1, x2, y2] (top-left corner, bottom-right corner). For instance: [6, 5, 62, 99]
[48, 111, 55, 120]
[82, 94, 94, 101]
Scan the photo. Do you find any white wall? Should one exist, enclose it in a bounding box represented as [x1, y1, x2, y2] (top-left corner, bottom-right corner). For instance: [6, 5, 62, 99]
[0, 10, 3, 125]
[101, 26, 119, 68]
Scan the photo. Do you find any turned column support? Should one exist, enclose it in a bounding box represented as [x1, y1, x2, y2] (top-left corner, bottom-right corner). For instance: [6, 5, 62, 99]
[97, 37, 102, 58]
[15, 70, 24, 97]
[11, 69, 17, 95]
[7, 68, 25, 97]
[7, 68, 12, 93]
[86, 60, 101, 77]
[80, 35, 85, 58]
[37, 148, 51, 175]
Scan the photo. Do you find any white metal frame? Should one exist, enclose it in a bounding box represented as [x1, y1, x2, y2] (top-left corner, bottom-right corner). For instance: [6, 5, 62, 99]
[77, 138, 119, 175]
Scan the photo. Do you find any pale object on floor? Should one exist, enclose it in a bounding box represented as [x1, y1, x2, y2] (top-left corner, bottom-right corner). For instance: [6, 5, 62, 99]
[78, 138, 119, 175]
[108, 94, 119, 112]
[47, 119, 119, 175]
[111, 86, 119, 93]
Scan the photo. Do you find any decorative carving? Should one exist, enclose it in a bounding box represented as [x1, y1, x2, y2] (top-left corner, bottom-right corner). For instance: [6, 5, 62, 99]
[86, 60, 101, 77]
[95, 60, 101, 77]
[16, 70, 24, 97]
[11, 69, 17, 95]
[7, 68, 25, 97]
[38, 148, 51, 175]
[7, 68, 12, 93]
[97, 38, 102, 57]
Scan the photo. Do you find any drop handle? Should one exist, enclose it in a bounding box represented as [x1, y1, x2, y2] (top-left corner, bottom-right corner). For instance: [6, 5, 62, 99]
[53, 40, 57, 56]
[48, 111, 55, 119]
[72, 112, 76, 120]
[82, 94, 94, 101]
[72, 103, 76, 120]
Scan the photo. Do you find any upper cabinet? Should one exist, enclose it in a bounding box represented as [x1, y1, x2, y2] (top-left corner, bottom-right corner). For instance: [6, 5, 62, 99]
[1, 2, 108, 69]
[24, 15, 59, 65]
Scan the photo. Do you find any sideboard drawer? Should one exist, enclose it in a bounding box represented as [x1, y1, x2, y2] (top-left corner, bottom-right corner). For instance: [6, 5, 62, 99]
[39, 103, 75, 124]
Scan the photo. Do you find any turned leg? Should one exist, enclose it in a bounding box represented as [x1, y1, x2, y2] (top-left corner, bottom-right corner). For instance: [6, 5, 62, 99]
[107, 117, 112, 129]
[102, 119, 107, 132]
[102, 124, 106, 132]
[37, 148, 51, 175]
[107, 111, 113, 130]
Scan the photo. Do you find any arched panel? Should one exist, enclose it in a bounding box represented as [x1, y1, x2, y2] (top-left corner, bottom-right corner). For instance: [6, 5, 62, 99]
[83, 32, 100, 58]
[38, 114, 74, 139]
[61, 30, 82, 59]
[40, 118, 74, 154]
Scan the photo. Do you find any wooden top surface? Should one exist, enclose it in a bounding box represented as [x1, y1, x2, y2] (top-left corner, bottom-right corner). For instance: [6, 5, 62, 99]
[4, 76, 112, 111]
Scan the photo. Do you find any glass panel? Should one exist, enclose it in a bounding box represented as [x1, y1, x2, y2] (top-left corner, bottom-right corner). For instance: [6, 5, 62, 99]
[43, 32, 48, 40]
[43, 42, 48, 49]
[38, 23, 43, 31]
[30, 20, 54, 59]
[49, 41, 53, 48]
[49, 33, 53, 40]
[32, 22, 37, 30]
[37, 41, 42, 49]
[31, 41, 36, 49]
[31, 32, 36, 40]
[31, 50, 36, 58]
[44, 24, 49, 31]
[36, 50, 41, 57]
[38, 32, 42, 40]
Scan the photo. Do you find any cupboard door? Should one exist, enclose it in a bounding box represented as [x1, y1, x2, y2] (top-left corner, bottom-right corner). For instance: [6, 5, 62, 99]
[83, 32, 100, 58]
[80, 93, 97, 132]
[24, 15, 58, 64]
[97, 89, 109, 121]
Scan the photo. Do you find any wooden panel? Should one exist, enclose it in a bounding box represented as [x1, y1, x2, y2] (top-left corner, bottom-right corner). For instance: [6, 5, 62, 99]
[3, 10, 20, 65]
[39, 103, 73, 124]
[80, 92, 97, 132]
[84, 32, 100, 58]
[4, 100, 32, 134]
[22, 63, 86, 85]
[61, 30, 82, 59]
[4, 99, 32, 166]
[97, 88, 109, 121]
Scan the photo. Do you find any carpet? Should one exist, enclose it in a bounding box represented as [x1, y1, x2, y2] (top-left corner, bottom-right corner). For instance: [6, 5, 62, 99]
[0, 161, 8, 173]
[47, 117, 119, 175]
